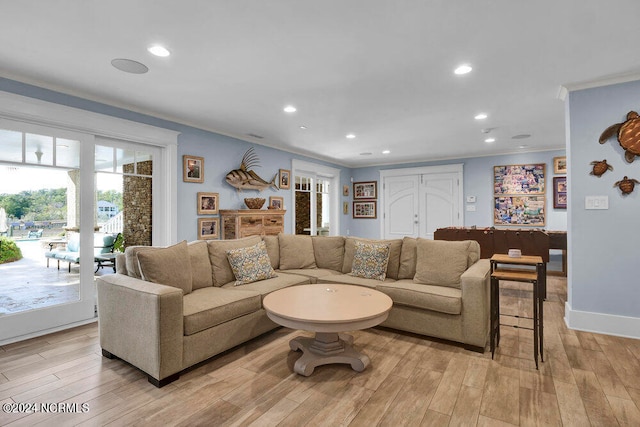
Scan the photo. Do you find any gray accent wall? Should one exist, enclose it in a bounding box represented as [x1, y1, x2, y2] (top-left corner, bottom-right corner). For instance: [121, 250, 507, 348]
[567, 80, 640, 323]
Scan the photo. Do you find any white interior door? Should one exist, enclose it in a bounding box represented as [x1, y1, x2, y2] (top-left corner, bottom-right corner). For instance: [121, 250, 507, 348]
[422, 172, 461, 239]
[383, 175, 420, 239]
[381, 164, 463, 240]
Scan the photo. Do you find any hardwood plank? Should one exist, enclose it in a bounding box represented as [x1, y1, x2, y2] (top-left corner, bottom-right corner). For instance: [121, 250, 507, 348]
[519, 369, 555, 394]
[463, 358, 490, 389]
[575, 330, 603, 351]
[448, 385, 482, 426]
[348, 374, 406, 427]
[518, 386, 562, 426]
[479, 365, 520, 425]
[582, 392, 620, 426]
[476, 414, 518, 427]
[607, 395, 640, 426]
[306, 383, 373, 426]
[554, 380, 591, 426]
[429, 354, 470, 415]
[583, 349, 632, 400]
[378, 369, 442, 426]
[419, 409, 450, 426]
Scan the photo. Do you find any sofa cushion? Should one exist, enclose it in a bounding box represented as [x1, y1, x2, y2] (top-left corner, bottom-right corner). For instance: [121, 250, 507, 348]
[377, 280, 461, 315]
[350, 241, 390, 281]
[397, 237, 417, 279]
[226, 241, 278, 286]
[342, 237, 402, 280]
[278, 234, 317, 270]
[312, 236, 345, 271]
[207, 236, 262, 286]
[414, 239, 470, 288]
[221, 272, 310, 296]
[137, 240, 193, 294]
[277, 268, 342, 284]
[183, 287, 262, 336]
[262, 235, 280, 270]
[317, 273, 395, 289]
[188, 241, 214, 290]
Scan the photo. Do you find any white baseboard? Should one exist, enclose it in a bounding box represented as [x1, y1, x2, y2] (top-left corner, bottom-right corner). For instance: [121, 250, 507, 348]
[0, 318, 98, 347]
[564, 302, 640, 340]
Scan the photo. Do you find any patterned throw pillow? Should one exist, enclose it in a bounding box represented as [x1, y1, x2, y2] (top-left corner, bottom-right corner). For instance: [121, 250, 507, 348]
[350, 241, 391, 281]
[226, 241, 277, 285]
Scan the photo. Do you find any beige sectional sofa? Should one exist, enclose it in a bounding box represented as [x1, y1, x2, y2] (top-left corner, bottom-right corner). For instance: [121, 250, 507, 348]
[96, 234, 490, 387]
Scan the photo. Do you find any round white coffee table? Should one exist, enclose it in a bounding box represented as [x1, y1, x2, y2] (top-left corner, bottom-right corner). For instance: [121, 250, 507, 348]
[262, 284, 393, 376]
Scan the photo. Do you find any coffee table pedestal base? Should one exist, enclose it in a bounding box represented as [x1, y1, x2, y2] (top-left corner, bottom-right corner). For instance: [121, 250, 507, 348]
[290, 332, 370, 376]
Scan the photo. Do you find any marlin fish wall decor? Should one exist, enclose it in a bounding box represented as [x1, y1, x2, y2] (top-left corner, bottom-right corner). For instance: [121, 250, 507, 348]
[225, 148, 279, 192]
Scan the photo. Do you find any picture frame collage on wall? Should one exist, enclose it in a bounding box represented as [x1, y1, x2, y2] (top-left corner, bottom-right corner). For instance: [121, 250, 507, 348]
[183, 154, 220, 240]
[553, 156, 567, 209]
[493, 164, 546, 226]
[352, 181, 377, 219]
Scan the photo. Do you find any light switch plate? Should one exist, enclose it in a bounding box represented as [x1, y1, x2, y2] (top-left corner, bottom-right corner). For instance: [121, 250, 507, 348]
[585, 195, 608, 210]
[466, 205, 476, 211]
[466, 196, 476, 203]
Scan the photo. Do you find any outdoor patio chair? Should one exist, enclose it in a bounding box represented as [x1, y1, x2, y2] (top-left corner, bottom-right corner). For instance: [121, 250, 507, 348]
[28, 229, 43, 238]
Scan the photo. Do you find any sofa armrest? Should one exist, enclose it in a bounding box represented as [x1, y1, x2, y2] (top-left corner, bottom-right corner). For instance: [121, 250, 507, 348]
[459, 259, 491, 347]
[96, 273, 184, 381]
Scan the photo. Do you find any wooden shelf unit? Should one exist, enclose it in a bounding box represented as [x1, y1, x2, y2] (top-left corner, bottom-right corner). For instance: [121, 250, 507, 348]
[219, 209, 285, 239]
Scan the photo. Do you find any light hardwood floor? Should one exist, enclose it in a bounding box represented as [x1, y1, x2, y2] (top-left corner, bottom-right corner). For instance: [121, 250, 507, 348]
[1, 276, 640, 426]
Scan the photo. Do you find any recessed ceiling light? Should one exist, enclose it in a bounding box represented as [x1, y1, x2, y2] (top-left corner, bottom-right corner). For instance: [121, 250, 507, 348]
[512, 134, 531, 139]
[111, 58, 149, 74]
[484, 138, 495, 143]
[360, 152, 372, 156]
[147, 45, 170, 57]
[299, 126, 307, 130]
[283, 105, 297, 113]
[454, 64, 472, 75]
[519, 145, 528, 149]
[346, 133, 356, 139]
[382, 150, 391, 154]
[474, 113, 488, 120]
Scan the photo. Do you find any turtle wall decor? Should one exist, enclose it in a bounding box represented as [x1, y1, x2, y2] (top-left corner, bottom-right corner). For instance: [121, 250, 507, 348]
[589, 159, 613, 177]
[599, 111, 640, 163]
[613, 176, 639, 195]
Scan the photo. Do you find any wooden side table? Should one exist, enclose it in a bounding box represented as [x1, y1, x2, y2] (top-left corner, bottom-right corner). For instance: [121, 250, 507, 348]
[490, 254, 544, 369]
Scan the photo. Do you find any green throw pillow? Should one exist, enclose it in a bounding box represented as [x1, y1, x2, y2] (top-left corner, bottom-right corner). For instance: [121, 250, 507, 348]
[226, 241, 277, 285]
[349, 241, 391, 281]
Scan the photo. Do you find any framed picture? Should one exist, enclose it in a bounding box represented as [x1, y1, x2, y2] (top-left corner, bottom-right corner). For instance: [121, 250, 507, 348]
[494, 164, 545, 195]
[269, 196, 284, 210]
[494, 195, 545, 226]
[353, 181, 377, 199]
[183, 155, 204, 183]
[279, 169, 291, 189]
[554, 156, 567, 174]
[343, 201, 349, 215]
[353, 201, 377, 219]
[198, 218, 219, 240]
[553, 176, 567, 209]
[343, 185, 349, 197]
[197, 192, 219, 214]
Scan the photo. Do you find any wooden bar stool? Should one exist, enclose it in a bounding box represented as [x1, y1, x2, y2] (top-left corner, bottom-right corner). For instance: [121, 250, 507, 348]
[490, 254, 544, 369]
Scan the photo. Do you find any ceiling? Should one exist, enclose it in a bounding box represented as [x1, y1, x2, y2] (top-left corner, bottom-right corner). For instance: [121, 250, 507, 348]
[1, 1, 639, 168]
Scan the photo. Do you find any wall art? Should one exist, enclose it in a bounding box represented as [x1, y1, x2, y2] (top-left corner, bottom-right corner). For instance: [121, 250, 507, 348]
[494, 195, 545, 226]
[198, 217, 219, 240]
[353, 201, 376, 219]
[197, 192, 219, 214]
[494, 164, 545, 194]
[553, 177, 567, 209]
[183, 155, 204, 183]
[353, 181, 377, 199]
